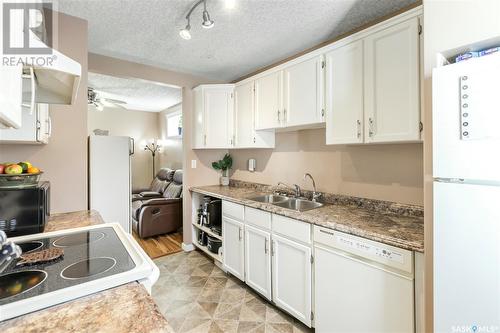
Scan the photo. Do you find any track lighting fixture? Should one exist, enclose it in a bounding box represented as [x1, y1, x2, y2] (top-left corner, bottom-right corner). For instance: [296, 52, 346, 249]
[179, 0, 218, 39]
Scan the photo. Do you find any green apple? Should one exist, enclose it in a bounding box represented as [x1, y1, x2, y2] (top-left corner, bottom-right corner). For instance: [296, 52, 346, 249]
[5, 164, 23, 175]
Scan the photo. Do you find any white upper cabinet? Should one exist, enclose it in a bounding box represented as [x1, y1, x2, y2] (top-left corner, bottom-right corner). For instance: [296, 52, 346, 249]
[192, 84, 234, 149]
[364, 17, 420, 143]
[234, 82, 255, 148]
[0, 104, 51, 144]
[234, 82, 275, 149]
[0, 64, 23, 129]
[325, 40, 364, 144]
[197, 8, 422, 147]
[255, 71, 282, 130]
[282, 55, 325, 128]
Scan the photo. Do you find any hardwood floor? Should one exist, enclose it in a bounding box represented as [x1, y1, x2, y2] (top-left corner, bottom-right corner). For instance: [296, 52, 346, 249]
[133, 231, 183, 259]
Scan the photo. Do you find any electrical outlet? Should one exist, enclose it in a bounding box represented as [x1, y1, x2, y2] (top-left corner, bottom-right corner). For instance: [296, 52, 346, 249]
[191, 160, 197, 169]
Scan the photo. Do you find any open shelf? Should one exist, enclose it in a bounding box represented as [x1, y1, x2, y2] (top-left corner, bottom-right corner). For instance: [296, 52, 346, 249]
[192, 240, 222, 263]
[191, 192, 223, 264]
[192, 221, 222, 240]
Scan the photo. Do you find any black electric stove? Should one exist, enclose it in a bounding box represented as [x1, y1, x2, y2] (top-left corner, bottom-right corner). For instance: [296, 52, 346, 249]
[0, 227, 136, 305]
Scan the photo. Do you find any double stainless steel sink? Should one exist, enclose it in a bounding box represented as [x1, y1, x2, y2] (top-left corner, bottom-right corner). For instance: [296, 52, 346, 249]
[248, 194, 324, 212]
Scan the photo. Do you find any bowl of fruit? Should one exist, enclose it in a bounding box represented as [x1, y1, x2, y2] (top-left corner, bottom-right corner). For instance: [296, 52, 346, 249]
[0, 162, 42, 188]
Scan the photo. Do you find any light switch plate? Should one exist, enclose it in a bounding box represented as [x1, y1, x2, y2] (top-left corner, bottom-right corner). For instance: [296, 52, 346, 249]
[191, 160, 197, 168]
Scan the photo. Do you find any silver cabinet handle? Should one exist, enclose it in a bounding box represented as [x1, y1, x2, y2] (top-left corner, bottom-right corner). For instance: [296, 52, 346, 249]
[283, 109, 287, 123]
[238, 227, 242, 241]
[47, 117, 52, 137]
[271, 240, 275, 256]
[265, 238, 268, 254]
[36, 120, 41, 142]
[204, 134, 207, 146]
[357, 119, 361, 138]
[368, 117, 374, 137]
[277, 110, 280, 123]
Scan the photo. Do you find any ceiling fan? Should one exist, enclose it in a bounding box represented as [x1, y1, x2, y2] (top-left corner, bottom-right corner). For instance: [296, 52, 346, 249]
[87, 87, 128, 111]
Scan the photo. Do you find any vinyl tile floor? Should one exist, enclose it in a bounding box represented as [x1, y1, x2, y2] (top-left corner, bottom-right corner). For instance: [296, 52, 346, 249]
[152, 250, 313, 333]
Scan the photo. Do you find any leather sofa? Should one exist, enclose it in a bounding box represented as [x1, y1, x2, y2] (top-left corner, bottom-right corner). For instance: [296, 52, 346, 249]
[132, 169, 183, 238]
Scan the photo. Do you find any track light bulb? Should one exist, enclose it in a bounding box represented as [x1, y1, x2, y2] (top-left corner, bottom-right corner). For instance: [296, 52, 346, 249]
[179, 25, 191, 40]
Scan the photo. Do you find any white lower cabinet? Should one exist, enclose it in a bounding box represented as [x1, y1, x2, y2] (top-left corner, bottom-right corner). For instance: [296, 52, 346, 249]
[244, 224, 272, 300]
[222, 216, 245, 281]
[220, 200, 418, 331]
[271, 234, 312, 327]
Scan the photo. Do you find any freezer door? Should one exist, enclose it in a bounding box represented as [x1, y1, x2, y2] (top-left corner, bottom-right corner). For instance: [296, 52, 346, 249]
[434, 181, 500, 332]
[433, 54, 500, 181]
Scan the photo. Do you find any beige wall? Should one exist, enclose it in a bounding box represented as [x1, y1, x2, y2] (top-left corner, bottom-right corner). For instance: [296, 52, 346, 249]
[87, 106, 160, 189]
[0, 13, 88, 214]
[159, 103, 183, 170]
[423, 1, 500, 330]
[230, 129, 423, 205]
[88, 53, 221, 246]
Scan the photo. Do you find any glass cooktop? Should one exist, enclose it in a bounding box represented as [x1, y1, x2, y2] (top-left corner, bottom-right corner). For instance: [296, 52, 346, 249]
[0, 227, 136, 305]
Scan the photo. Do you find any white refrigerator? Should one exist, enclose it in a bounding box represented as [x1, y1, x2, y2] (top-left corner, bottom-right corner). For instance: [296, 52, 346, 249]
[433, 54, 500, 332]
[89, 135, 134, 233]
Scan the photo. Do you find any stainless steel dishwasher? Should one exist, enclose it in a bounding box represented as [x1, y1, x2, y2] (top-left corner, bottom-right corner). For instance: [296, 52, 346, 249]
[313, 226, 415, 333]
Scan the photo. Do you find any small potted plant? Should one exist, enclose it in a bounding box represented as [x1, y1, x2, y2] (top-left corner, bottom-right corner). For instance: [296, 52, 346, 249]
[212, 153, 232, 186]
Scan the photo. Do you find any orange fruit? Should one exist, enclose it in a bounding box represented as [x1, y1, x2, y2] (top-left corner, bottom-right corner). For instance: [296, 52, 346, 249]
[27, 167, 40, 174]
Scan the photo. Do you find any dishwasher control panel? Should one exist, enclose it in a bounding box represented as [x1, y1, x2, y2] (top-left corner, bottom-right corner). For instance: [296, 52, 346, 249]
[336, 234, 405, 264]
[314, 226, 413, 274]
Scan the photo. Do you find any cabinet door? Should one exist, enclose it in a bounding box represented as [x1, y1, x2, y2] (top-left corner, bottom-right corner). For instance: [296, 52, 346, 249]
[283, 55, 324, 127]
[245, 224, 272, 300]
[0, 64, 23, 128]
[223, 216, 245, 281]
[325, 40, 364, 144]
[0, 106, 36, 143]
[364, 17, 420, 143]
[192, 88, 205, 148]
[234, 82, 255, 148]
[272, 234, 312, 327]
[255, 71, 282, 130]
[205, 87, 233, 148]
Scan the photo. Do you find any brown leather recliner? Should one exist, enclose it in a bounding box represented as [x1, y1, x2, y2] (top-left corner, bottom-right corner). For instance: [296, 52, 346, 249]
[132, 168, 175, 202]
[131, 170, 183, 238]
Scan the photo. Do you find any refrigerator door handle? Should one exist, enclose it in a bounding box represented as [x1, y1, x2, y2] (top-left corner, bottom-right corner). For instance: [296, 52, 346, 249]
[129, 138, 135, 155]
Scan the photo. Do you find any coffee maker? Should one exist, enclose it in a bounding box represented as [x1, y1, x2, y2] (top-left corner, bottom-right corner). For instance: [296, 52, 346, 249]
[200, 197, 221, 228]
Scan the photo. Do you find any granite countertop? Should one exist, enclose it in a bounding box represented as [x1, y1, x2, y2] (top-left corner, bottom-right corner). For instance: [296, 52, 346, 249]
[0, 210, 173, 333]
[191, 185, 424, 252]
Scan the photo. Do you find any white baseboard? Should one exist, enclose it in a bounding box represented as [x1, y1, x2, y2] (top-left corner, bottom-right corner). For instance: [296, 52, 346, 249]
[182, 242, 195, 252]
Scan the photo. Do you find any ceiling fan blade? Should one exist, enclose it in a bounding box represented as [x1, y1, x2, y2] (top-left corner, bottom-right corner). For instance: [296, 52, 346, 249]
[103, 97, 127, 104]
